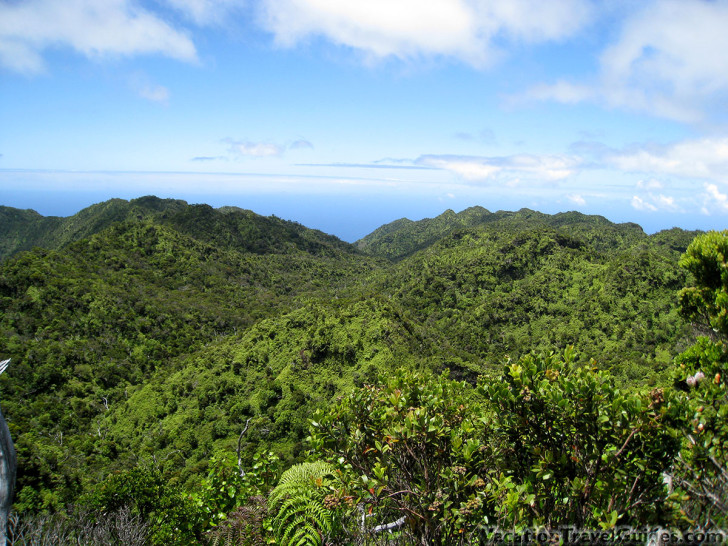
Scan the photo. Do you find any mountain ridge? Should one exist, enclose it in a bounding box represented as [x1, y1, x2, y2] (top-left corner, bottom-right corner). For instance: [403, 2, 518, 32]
[354, 206, 661, 260]
[0, 196, 364, 262]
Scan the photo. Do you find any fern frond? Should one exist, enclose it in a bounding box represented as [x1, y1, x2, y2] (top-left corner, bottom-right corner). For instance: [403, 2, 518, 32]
[269, 461, 339, 546]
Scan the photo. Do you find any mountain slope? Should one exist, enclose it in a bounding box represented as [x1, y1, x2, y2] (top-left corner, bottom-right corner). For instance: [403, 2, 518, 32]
[0, 216, 382, 509]
[374, 224, 693, 381]
[159, 202, 359, 257]
[356, 207, 650, 260]
[0, 196, 192, 261]
[103, 297, 461, 485]
[0, 206, 64, 261]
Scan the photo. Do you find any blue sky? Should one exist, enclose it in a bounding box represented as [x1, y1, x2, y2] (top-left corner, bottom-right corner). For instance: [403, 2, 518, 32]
[2, 0, 728, 241]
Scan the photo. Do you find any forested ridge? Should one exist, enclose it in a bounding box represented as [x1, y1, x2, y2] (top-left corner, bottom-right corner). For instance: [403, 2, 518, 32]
[0, 196, 725, 544]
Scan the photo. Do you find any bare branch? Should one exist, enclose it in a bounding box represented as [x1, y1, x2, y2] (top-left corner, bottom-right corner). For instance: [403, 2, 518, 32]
[372, 516, 407, 533]
[237, 417, 252, 478]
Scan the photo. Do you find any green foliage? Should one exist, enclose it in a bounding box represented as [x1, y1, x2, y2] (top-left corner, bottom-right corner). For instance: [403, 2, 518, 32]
[356, 206, 650, 261]
[204, 497, 269, 546]
[104, 298, 431, 488]
[669, 338, 728, 526]
[310, 354, 686, 541]
[668, 230, 728, 526]
[679, 230, 728, 337]
[310, 369, 490, 543]
[84, 466, 199, 545]
[377, 225, 690, 382]
[269, 461, 340, 546]
[0, 196, 189, 262]
[479, 348, 681, 529]
[0, 196, 707, 539]
[192, 451, 280, 531]
[0, 209, 379, 507]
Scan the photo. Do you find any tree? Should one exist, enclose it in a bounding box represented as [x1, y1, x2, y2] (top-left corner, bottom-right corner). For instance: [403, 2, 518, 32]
[678, 230, 728, 338]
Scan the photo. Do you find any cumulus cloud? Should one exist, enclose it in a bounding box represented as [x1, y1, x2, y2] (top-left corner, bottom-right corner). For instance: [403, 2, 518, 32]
[521, 0, 728, 121]
[702, 183, 728, 214]
[0, 0, 197, 74]
[416, 153, 579, 182]
[257, 0, 592, 66]
[631, 193, 680, 213]
[631, 195, 658, 212]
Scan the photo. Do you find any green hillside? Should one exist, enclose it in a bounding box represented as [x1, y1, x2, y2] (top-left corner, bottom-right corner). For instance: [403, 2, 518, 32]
[0, 196, 359, 263]
[1, 197, 724, 544]
[374, 224, 693, 383]
[355, 206, 652, 260]
[0, 212, 380, 510]
[0, 197, 188, 261]
[104, 298, 450, 486]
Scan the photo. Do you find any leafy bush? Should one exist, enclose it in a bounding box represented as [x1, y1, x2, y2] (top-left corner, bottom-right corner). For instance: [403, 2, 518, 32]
[310, 369, 490, 543]
[668, 231, 728, 526]
[84, 466, 199, 545]
[479, 348, 681, 529]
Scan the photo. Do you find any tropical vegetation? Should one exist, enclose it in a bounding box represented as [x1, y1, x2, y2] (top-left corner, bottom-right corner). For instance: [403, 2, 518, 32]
[0, 196, 725, 544]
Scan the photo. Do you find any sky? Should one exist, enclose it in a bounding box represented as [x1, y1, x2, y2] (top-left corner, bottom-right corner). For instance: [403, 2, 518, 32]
[2, 0, 728, 241]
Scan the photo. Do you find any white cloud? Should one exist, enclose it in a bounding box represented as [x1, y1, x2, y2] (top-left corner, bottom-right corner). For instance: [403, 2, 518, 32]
[417, 153, 579, 182]
[522, 80, 594, 104]
[522, 0, 728, 122]
[653, 194, 678, 211]
[128, 72, 171, 103]
[419, 156, 501, 180]
[631, 196, 658, 212]
[609, 138, 728, 181]
[631, 193, 680, 213]
[289, 139, 314, 150]
[258, 0, 592, 66]
[702, 183, 728, 214]
[0, 0, 197, 74]
[567, 194, 586, 206]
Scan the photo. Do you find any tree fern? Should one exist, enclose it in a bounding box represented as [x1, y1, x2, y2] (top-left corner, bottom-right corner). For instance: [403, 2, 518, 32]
[268, 461, 339, 546]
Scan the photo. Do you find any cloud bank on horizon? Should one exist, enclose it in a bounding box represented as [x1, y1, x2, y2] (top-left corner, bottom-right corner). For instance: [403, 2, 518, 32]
[1, 0, 728, 235]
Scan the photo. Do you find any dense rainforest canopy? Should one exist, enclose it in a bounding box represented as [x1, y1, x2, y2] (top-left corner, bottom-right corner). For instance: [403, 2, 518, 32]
[0, 196, 724, 544]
